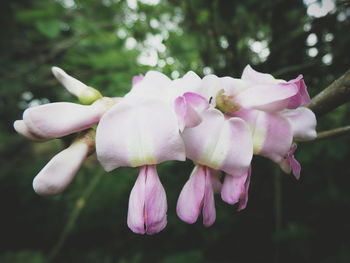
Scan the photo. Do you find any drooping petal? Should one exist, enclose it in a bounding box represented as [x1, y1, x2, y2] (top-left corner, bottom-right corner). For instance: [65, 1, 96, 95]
[176, 165, 206, 224]
[175, 92, 209, 131]
[221, 170, 248, 205]
[282, 107, 317, 140]
[32, 141, 89, 195]
[202, 167, 216, 227]
[23, 101, 105, 139]
[96, 97, 185, 171]
[234, 109, 293, 162]
[144, 165, 167, 234]
[237, 167, 252, 211]
[127, 165, 167, 235]
[127, 167, 147, 234]
[279, 144, 301, 179]
[221, 167, 251, 210]
[13, 120, 47, 141]
[182, 109, 253, 175]
[177, 165, 217, 226]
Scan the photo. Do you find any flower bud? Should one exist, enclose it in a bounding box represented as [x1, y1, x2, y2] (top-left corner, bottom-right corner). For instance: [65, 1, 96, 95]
[13, 120, 46, 141]
[32, 129, 95, 196]
[51, 66, 102, 104]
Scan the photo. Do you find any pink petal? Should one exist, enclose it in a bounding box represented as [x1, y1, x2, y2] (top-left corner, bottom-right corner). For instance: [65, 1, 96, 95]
[221, 167, 251, 210]
[194, 75, 222, 101]
[96, 97, 185, 171]
[174, 96, 187, 131]
[282, 107, 317, 140]
[221, 171, 249, 205]
[171, 71, 202, 95]
[144, 165, 167, 235]
[234, 109, 293, 162]
[127, 167, 147, 234]
[285, 75, 311, 108]
[279, 144, 301, 180]
[290, 155, 301, 180]
[176, 165, 206, 224]
[241, 65, 276, 84]
[13, 120, 47, 141]
[175, 92, 209, 130]
[182, 109, 253, 175]
[240, 66, 310, 111]
[23, 101, 105, 139]
[202, 167, 216, 227]
[127, 71, 174, 103]
[235, 82, 299, 112]
[32, 142, 89, 195]
[237, 167, 252, 211]
[132, 74, 144, 86]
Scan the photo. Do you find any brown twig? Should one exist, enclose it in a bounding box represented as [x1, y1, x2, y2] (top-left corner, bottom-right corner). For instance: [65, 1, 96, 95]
[313, 125, 350, 141]
[272, 59, 320, 77]
[308, 69, 350, 116]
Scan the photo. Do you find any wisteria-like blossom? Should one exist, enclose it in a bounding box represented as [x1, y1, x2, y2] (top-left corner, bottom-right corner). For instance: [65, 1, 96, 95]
[14, 65, 317, 235]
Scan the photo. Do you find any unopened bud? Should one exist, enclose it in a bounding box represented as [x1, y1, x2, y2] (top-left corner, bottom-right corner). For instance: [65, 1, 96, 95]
[52, 66, 102, 105]
[33, 140, 89, 196]
[78, 87, 103, 105]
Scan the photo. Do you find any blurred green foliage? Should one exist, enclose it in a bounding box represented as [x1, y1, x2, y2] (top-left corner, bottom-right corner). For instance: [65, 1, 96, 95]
[0, 0, 350, 262]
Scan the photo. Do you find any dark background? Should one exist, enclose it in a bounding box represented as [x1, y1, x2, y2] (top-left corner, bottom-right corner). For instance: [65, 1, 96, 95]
[1, 0, 350, 262]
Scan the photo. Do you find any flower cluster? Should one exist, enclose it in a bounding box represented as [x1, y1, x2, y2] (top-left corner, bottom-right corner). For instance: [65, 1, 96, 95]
[14, 65, 316, 235]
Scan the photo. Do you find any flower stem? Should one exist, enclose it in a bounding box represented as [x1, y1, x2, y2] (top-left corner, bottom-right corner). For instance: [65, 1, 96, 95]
[47, 169, 104, 261]
[274, 166, 283, 263]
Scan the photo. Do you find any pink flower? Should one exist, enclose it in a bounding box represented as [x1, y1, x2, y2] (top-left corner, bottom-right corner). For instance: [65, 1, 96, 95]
[96, 71, 186, 234]
[178, 108, 253, 219]
[14, 65, 318, 233]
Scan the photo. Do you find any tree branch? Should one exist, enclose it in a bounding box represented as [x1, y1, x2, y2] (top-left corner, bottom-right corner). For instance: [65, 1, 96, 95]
[272, 59, 319, 77]
[308, 69, 350, 116]
[310, 125, 350, 142]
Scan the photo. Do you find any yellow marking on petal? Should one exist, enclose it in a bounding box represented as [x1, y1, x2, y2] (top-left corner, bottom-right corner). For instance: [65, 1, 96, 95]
[215, 89, 240, 114]
[251, 112, 267, 154]
[78, 86, 103, 105]
[127, 108, 157, 167]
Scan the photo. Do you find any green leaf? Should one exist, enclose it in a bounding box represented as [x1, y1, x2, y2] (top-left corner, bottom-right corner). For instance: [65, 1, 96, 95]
[35, 19, 61, 38]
